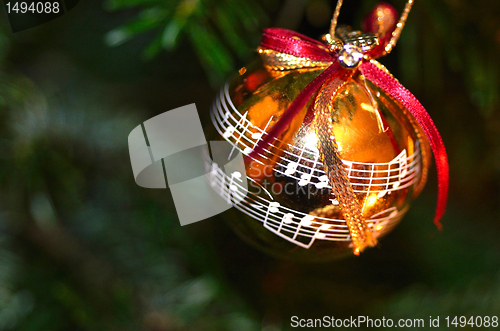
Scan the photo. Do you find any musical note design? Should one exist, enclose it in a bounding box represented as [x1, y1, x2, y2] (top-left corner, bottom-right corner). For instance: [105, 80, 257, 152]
[223, 126, 235, 139]
[216, 92, 231, 124]
[299, 215, 324, 246]
[298, 174, 312, 186]
[342, 160, 354, 178]
[315, 224, 332, 239]
[263, 211, 323, 249]
[285, 161, 299, 176]
[229, 171, 242, 192]
[330, 198, 339, 205]
[212, 86, 256, 160]
[277, 212, 294, 232]
[212, 84, 278, 161]
[393, 150, 408, 189]
[284, 143, 307, 176]
[298, 150, 320, 187]
[208, 82, 423, 249]
[300, 215, 314, 226]
[208, 162, 219, 188]
[282, 213, 294, 224]
[374, 149, 410, 197]
[229, 112, 253, 159]
[244, 117, 273, 155]
[206, 153, 416, 248]
[214, 89, 235, 138]
[264, 202, 280, 221]
[219, 171, 226, 197]
[273, 143, 420, 198]
[315, 175, 329, 189]
[227, 171, 242, 203]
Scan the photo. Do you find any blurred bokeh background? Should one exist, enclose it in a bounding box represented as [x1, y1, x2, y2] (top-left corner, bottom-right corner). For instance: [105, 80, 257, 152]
[0, 0, 499, 330]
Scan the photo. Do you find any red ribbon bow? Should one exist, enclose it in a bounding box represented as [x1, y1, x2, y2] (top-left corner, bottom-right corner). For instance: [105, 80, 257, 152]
[250, 28, 449, 229]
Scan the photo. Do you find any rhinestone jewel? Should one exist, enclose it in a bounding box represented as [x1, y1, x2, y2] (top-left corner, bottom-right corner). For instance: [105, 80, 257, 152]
[338, 45, 364, 69]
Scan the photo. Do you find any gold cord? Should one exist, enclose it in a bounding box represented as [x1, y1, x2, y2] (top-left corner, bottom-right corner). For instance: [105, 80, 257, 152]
[313, 76, 377, 254]
[329, 0, 344, 39]
[385, 0, 414, 54]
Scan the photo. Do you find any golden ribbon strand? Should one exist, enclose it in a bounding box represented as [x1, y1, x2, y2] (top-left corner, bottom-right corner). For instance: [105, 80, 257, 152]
[312, 76, 377, 254]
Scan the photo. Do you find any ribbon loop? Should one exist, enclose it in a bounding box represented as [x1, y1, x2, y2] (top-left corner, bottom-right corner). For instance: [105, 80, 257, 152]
[260, 28, 333, 61]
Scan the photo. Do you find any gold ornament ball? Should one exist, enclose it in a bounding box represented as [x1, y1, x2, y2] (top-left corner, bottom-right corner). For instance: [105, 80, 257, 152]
[206, 57, 431, 261]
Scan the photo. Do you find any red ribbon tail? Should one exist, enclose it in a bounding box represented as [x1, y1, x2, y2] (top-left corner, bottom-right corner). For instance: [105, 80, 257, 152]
[360, 61, 449, 229]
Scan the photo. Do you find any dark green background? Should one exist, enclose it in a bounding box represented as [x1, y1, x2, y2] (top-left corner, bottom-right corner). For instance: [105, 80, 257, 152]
[0, 0, 499, 330]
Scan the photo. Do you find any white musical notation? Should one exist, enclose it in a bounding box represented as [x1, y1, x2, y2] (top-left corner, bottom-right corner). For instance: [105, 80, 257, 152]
[330, 198, 339, 205]
[284, 142, 307, 176]
[278, 145, 421, 196]
[208, 162, 219, 188]
[223, 126, 235, 139]
[298, 151, 319, 187]
[205, 154, 410, 249]
[285, 161, 298, 176]
[212, 83, 282, 163]
[209, 82, 422, 249]
[227, 171, 242, 202]
[315, 175, 329, 189]
[243, 117, 273, 155]
[229, 171, 241, 190]
[228, 112, 252, 159]
[377, 149, 408, 197]
[212, 86, 257, 161]
[212, 82, 421, 197]
[282, 213, 294, 224]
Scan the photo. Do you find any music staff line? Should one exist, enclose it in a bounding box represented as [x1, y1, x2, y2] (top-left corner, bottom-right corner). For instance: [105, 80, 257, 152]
[207, 159, 407, 243]
[208, 166, 354, 244]
[213, 82, 422, 171]
[208, 165, 405, 247]
[212, 123, 419, 198]
[214, 82, 407, 169]
[208, 162, 348, 229]
[278, 150, 421, 194]
[211, 85, 422, 195]
[215, 82, 417, 170]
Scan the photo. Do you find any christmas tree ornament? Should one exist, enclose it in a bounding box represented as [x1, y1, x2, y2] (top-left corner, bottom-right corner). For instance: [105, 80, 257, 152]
[206, 0, 448, 260]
